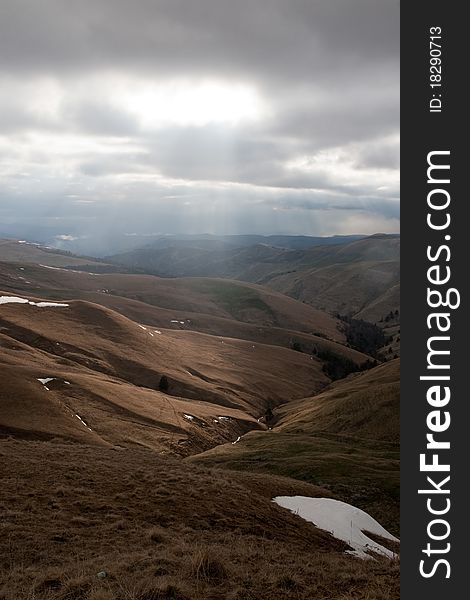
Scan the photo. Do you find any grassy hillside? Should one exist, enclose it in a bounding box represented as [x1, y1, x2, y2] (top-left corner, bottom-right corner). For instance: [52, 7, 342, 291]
[107, 234, 400, 321]
[0, 241, 400, 600]
[0, 295, 340, 452]
[265, 235, 400, 320]
[0, 262, 346, 339]
[0, 239, 107, 269]
[189, 361, 400, 535]
[0, 261, 377, 374]
[1, 235, 400, 324]
[275, 359, 399, 442]
[0, 440, 399, 600]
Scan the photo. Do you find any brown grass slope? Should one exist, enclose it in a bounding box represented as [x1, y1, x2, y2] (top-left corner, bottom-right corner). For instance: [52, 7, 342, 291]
[189, 360, 400, 535]
[0, 260, 344, 339]
[106, 234, 400, 322]
[0, 239, 106, 269]
[0, 439, 399, 600]
[0, 296, 333, 452]
[275, 358, 400, 442]
[266, 235, 400, 320]
[1, 235, 399, 324]
[0, 261, 373, 370]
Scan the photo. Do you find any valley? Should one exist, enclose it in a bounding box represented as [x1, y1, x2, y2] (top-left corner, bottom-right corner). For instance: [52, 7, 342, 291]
[0, 236, 400, 599]
[106, 234, 400, 322]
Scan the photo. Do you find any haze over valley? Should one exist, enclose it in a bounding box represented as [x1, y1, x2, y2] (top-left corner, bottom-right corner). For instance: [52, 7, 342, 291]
[1, 232, 400, 600]
[0, 1, 399, 598]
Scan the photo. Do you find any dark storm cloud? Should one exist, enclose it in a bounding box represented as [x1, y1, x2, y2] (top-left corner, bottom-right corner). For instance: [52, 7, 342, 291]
[0, 0, 399, 238]
[270, 84, 399, 149]
[0, 0, 398, 79]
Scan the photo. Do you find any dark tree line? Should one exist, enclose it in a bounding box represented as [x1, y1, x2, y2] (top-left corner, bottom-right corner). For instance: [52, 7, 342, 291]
[380, 309, 400, 323]
[337, 315, 387, 357]
[315, 348, 378, 381]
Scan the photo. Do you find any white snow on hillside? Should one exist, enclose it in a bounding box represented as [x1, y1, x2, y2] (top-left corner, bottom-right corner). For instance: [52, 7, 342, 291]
[35, 301, 69, 307]
[39, 264, 98, 275]
[273, 496, 399, 559]
[0, 296, 69, 307]
[75, 414, 93, 431]
[0, 297, 29, 305]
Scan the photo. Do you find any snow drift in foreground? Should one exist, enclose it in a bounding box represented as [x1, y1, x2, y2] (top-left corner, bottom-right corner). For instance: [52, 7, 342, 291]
[273, 496, 399, 559]
[0, 296, 69, 307]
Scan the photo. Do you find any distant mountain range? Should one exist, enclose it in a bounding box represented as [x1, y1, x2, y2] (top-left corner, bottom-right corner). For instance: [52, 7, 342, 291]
[0, 230, 366, 256]
[0, 233, 400, 326]
[122, 233, 366, 251]
[107, 233, 400, 322]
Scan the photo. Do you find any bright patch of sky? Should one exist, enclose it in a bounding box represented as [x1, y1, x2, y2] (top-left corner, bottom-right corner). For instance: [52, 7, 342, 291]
[0, 1, 399, 244]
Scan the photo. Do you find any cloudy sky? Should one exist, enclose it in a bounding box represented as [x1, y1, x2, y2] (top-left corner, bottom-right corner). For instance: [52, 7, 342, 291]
[0, 0, 399, 245]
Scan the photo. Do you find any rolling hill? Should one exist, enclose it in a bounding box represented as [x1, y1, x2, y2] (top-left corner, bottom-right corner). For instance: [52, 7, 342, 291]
[0, 239, 394, 456]
[1, 258, 376, 363]
[1, 234, 400, 324]
[0, 439, 399, 600]
[0, 295, 337, 453]
[107, 234, 400, 321]
[189, 360, 400, 534]
[0, 238, 107, 269]
[0, 240, 400, 599]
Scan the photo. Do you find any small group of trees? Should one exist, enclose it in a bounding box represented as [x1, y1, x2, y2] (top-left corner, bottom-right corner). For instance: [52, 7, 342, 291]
[380, 309, 400, 323]
[315, 349, 378, 381]
[159, 375, 169, 392]
[264, 403, 274, 424]
[336, 315, 387, 357]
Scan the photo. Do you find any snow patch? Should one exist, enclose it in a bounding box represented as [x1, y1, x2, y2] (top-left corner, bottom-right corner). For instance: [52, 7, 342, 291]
[138, 325, 147, 330]
[35, 301, 70, 307]
[38, 377, 72, 389]
[273, 496, 399, 560]
[40, 264, 97, 275]
[0, 296, 69, 307]
[154, 330, 162, 334]
[75, 414, 93, 432]
[0, 296, 28, 305]
[183, 414, 195, 421]
[217, 416, 231, 422]
[232, 436, 241, 445]
[39, 264, 64, 271]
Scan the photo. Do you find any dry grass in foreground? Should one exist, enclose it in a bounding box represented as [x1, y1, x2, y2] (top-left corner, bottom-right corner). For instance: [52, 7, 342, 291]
[0, 440, 399, 600]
